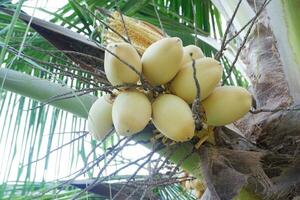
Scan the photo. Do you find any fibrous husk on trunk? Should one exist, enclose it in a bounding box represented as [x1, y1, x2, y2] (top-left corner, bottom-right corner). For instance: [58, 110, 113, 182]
[199, 0, 300, 199]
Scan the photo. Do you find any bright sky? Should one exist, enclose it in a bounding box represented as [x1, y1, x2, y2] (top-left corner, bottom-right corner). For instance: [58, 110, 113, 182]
[13, 0, 68, 19]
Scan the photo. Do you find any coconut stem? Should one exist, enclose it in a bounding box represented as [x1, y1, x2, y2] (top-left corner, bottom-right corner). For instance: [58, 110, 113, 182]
[191, 56, 203, 131]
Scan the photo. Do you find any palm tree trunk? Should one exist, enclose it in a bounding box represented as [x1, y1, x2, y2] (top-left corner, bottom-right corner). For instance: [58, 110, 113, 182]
[206, 0, 300, 199]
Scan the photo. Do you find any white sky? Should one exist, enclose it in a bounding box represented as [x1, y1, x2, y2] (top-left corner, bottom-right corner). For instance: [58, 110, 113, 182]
[13, 0, 68, 19]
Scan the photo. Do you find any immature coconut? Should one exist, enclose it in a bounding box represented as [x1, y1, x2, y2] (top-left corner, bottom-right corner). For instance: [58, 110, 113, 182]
[152, 94, 195, 142]
[112, 91, 151, 136]
[202, 86, 252, 126]
[141, 37, 183, 85]
[181, 45, 204, 65]
[104, 42, 142, 85]
[170, 57, 222, 104]
[87, 95, 113, 140]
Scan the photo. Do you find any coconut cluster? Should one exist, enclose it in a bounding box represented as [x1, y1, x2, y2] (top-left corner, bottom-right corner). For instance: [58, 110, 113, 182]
[87, 37, 252, 141]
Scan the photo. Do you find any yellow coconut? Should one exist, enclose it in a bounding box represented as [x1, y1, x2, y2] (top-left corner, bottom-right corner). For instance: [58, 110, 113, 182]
[104, 42, 142, 85]
[87, 95, 113, 140]
[181, 45, 204, 65]
[112, 91, 151, 136]
[202, 86, 252, 126]
[170, 57, 222, 104]
[191, 179, 205, 191]
[141, 37, 183, 85]
[152, 94, 195, 142]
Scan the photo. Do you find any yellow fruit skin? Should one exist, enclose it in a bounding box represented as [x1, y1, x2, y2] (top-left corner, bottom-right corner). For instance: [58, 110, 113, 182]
[112, 91, 151, 136]
[88, 95, 113, 140]
[152, 94, 195, 142]
[141, 37, 183, 85]
[202, 86, 252, 126]
[104, 42, 142, 85]
[170, 57, 222, 104]
[181, 45, 204, 65]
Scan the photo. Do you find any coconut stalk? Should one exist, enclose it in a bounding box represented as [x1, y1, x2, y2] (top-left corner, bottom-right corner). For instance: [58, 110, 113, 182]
[210, 0, 255, 38]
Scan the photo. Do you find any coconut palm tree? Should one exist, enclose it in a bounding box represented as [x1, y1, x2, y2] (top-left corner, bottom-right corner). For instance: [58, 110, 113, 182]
[0, 0, 299, 199]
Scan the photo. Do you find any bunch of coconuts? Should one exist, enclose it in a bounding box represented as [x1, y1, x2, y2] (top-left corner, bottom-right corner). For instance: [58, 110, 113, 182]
[87, 37, 252, 142]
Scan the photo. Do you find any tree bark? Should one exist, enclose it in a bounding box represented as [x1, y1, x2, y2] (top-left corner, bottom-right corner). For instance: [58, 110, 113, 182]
[201, 0, 300, 199]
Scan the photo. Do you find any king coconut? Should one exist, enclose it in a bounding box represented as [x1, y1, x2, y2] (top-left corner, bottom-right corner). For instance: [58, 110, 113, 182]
[88, 36, 252, 145]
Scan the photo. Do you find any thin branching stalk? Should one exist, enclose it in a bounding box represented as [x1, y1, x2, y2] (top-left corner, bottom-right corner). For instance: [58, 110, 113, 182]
[191, 0, 198, 46]
[250, 105, 300, 114]
[152, 0, 167, 37]
[72, 0, 130, 43]
[191, 58, 202, 131]
[222, 0, 272, 85]
[71, 136, 134, 199]
[24, 132, 88, 166]
[215, 0, 243, 60]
